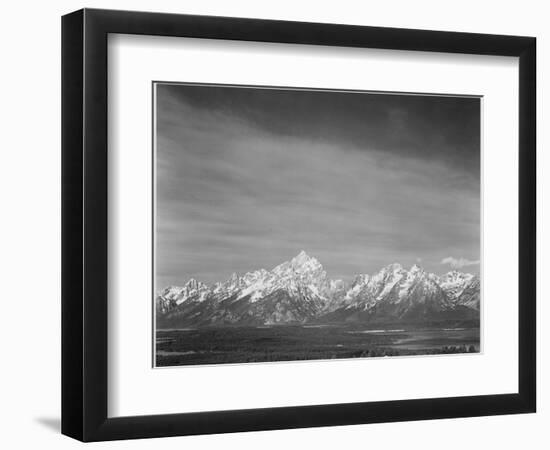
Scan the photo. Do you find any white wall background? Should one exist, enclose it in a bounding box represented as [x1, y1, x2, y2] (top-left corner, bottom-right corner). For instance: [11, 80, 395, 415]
[0, 0, 546, 448]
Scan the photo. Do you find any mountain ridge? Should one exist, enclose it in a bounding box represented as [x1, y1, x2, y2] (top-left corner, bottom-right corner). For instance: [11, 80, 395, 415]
[156, 251, 480, 327]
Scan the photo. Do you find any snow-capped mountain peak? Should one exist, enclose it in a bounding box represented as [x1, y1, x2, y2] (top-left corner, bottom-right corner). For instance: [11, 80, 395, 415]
[273, 250, 323, 275]
[155, 278, 210, 313]
[293, 250, 312, 264]
[442, 270, 474, 283]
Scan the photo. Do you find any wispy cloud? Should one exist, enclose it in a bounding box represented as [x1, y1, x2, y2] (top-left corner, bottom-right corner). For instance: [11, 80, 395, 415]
[441, 256, 480, 269]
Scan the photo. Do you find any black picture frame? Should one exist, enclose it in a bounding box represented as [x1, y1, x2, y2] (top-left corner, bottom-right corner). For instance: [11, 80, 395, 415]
[62, 8, 536, 442]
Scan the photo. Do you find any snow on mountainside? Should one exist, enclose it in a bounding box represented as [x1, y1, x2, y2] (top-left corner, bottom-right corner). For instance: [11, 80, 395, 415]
[454, 276, 481, 310]
[155, 279, 209, 314]
[156, 252, 480, 327]
[233, 251, 331, 308]
[440, 271, 474, 301]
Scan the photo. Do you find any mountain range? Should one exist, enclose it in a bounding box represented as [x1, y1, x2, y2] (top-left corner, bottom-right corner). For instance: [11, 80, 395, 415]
[156, 251, 480, 328]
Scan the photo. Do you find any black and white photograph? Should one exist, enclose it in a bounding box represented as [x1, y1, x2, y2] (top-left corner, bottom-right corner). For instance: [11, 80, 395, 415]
[153, 83, 481, 367]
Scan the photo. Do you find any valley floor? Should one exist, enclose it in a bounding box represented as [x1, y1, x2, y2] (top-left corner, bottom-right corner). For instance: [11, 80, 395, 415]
[155, 322, 480, 367]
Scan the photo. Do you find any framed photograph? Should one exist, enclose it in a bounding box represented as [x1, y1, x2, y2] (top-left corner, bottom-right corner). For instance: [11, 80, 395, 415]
[62, 8, 536, 442]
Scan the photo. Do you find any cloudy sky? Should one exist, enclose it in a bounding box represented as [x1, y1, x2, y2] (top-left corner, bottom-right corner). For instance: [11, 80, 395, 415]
[155, 83, 480, 288]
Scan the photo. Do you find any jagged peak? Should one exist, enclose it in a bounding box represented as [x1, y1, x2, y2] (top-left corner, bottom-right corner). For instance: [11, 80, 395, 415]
[158, 279, 208, 296]
[219, 272, 243, 289]
[352, 274, 370, 286]
[291, 250, 316, 264]
[407, 264, 428, 281]
[185, 278, 206, 287]
[378, 263, 404, 274]
[442, 270, 474, 280]
[272, 250, 323, 274]
[157, 285, 181, 297]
